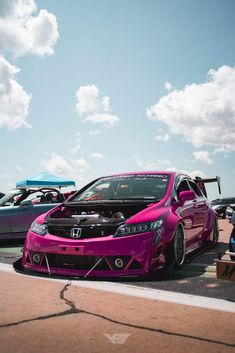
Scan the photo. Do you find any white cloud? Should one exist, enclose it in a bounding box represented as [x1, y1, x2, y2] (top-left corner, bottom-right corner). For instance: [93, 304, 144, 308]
[147, 65, 235, 152]
[75, 85, 109, 115]
[164, 81, 173, 91]
[155, 133, 170, 143]
[70, 144, 83, 155]
[135, 156, 206, 179]
[0, 0, 36, 19]
[0, 1, 59, 131]
[41, 153, 94, 187]
[193, 151, 214, 165]
[134, 155, 170, 170]
[74, 158, 90, 172]
[42, 153, 75, 179]
[75, 84, 119, 127]
[91, 152, 104, 160]
[0, 55, 31, 129]
[85, 113, 119, 127]
[0, 0, 59, 57]
[89, 130, 101, 135]
[166, 167, 206, 179]
[158, 159, 171, 166]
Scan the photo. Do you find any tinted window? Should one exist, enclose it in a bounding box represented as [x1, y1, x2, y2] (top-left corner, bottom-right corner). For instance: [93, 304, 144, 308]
[176, 180, 190, 197]
[188, 180, 202, 197]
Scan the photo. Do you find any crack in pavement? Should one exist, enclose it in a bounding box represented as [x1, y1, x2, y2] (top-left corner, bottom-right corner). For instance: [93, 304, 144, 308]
[0, 281, 234, 349]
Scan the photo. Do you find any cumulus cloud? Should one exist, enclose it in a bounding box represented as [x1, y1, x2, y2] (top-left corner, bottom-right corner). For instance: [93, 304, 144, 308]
[0, 0, 59, 57]
[85, 113, 119, 127]
[155, 133, 170, 143]
[164, 81, 173, 91]
[134, 155, 170, 170]
[89, 130, 101, 135]
[42, 153, 75, 179]
[0, 0, 59, 130]
[41, 153, 93, 187]
[147, 65, 235, 152]
[91, 152, 104, 160]
[193, 151, 214, 165]
[166, 167, 206, 179]
[70, 144, 83, 155]
[0, 55, 31, 129]
[135, 156, 206, 179]
[75, 85, 119, 127]
[74, 158, 90, 172]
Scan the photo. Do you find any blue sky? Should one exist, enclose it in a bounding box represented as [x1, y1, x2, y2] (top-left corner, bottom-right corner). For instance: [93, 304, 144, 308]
[0, 0, 235, 199]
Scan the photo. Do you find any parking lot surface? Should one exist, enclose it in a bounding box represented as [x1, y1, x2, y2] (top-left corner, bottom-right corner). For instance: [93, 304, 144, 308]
[0, 269, 235, 353]
[0, 219, 234, 301]
[0, 219, 234, 353]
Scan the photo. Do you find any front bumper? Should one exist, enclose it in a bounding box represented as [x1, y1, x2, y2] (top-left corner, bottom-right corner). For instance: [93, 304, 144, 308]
[22, 230, 166, 278]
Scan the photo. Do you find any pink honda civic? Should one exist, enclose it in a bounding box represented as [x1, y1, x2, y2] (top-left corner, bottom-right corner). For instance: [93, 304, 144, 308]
[20, 172, 220, 278]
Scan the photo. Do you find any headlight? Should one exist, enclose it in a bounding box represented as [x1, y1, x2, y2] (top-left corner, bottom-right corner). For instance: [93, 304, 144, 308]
[31, 221, 47, 236]
[113, 219, 163, 238]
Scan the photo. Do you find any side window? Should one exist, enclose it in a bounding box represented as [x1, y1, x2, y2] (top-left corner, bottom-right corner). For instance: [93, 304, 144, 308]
[188, 180, 202, 197]
[25, 191, 44, 204]
[176, 180, 190, 197]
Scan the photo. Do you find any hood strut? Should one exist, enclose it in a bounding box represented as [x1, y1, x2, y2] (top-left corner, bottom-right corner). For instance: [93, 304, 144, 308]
[84, 256, 105, 279]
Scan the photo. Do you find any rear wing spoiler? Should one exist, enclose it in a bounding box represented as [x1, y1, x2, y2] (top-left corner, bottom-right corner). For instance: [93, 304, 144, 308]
[194, 176, 221, 197]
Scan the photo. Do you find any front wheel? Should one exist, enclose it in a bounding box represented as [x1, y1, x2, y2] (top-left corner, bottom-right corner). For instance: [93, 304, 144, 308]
[164, 224, 186, 276]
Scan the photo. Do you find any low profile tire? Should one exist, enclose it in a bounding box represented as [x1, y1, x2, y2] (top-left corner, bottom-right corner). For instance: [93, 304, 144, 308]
[211, 217, 219, 247]
[164, 224, 186, 277]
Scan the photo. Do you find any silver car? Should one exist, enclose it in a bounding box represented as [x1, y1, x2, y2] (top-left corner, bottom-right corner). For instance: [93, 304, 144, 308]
[0, 188, 66, 239]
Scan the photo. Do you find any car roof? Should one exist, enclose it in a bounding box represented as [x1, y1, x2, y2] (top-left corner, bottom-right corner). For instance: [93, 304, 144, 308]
[100, 171, 178, 178]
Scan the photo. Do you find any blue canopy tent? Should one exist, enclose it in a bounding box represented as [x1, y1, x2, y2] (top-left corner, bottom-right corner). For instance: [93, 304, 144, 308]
[16, 172, 76, 189]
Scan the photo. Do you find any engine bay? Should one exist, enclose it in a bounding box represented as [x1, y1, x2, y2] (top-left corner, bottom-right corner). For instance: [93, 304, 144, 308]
[46, 202, 148, 239]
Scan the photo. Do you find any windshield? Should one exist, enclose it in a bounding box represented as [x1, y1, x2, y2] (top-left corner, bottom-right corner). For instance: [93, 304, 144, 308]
[0, 189, 23, 207]
[72, 174, 170, 202]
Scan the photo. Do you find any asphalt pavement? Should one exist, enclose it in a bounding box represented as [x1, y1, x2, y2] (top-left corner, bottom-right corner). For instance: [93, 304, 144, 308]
[0, 219, 234, 353]
[0, 219, 234, 301]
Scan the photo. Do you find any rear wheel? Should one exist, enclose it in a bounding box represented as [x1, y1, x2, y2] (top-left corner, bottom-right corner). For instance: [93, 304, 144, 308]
[164, 224, 186, 276]
[222, 208, 227, 219]
[211, 217, 219, 247]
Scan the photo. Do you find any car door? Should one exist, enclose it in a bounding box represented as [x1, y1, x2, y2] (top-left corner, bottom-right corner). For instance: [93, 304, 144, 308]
[31, 203, 59, 222]
[176, 179, 198, 243]
[0, 206, 13, 238]
[188, 180, 208, 237]
[0, 189, 32, 239]
[10, 191, 58, 238]
[10, 203, 34, 238]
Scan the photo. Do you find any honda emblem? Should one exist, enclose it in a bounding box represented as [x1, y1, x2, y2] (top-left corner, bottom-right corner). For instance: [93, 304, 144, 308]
[70, 228, 81, 238]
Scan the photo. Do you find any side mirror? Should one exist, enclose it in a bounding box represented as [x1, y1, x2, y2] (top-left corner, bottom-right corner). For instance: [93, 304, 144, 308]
[179, 190, 196, 202]
[20, 199, 33, 207]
